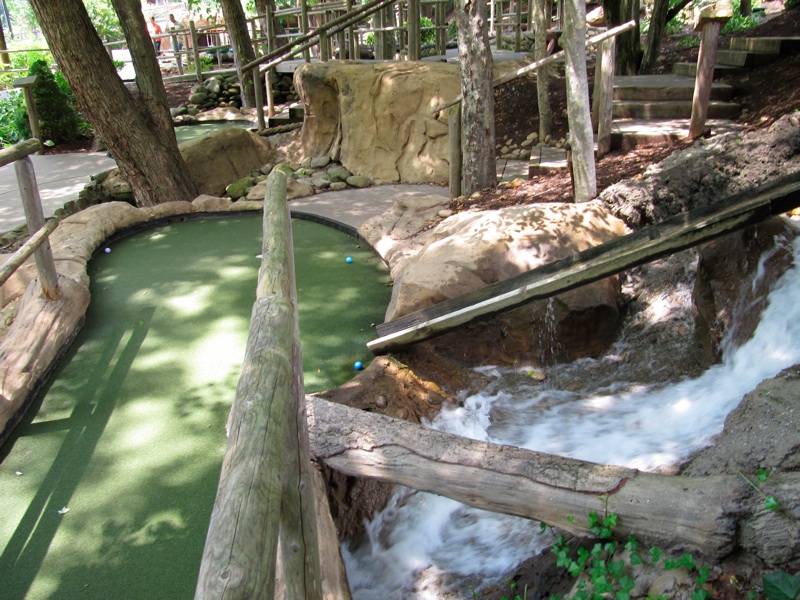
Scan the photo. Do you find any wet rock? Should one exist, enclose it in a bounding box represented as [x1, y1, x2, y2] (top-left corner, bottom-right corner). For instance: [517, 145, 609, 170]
[225, 177, 256, 200]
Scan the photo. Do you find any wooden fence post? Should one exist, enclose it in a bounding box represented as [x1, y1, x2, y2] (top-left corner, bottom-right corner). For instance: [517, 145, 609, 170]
[14, 76, 42, 150]
[189, 21, 202, 82]
[449, 103, 462, 199]
[15, 155, 60, 301]
[689, 2, 732, 139]
[595, 36, 616, 159]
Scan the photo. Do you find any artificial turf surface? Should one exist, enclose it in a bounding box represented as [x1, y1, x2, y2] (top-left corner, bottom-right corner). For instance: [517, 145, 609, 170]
[0, 215, 390, 599]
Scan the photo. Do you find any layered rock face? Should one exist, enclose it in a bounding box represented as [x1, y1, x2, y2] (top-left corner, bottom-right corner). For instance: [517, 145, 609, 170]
[294, 61, 460, 185]
[362, 198, 631, 365]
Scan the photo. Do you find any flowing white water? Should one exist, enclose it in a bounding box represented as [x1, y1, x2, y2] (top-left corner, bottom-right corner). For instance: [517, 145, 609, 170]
[344, 234, 800, 599]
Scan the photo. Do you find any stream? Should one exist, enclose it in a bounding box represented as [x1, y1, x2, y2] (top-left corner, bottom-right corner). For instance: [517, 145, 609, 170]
[343, 231, 800, 598]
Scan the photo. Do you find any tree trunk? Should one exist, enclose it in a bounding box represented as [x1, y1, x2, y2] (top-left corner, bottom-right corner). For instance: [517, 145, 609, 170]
[0, 19, 9, 66]
[28, 0, 197, 207]
[455, 0, 497, 196]
[307, 396, 800, 562]
[532, 0, 552, 139]
[603, 0, 641, 74]
[640, 0, 669, 74]
[218, 0, 258, 108]
[563, 0, 596, 202]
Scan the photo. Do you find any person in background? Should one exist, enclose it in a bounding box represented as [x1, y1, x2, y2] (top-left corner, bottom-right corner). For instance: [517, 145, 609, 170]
[168, 13, 182, 51]
[147, 16, 162, 54]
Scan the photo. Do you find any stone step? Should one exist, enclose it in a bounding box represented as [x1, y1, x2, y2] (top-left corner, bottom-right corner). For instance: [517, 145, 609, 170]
[728, 36, 800, 55]
[716, 48, 779, 68]
[528, 145, 569, 177]
[613, 99, 740, 119]
[613, 74, 734, 102]
[673, 61, 745, 79]
[610, 118, 743, 148]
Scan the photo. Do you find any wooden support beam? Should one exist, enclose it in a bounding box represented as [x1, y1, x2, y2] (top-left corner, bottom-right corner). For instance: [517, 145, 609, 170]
[689, 16, 728, 139]
[0, 138, 42, 167]
[16, 156, 60, 301]
[307, 396, 750, 558]
[13, 77, 42, 148]
[368, 173, 800, 353]
[595, 36, 616, 158]
[0, 218, 58, 287]
[448, 104, 462, 199]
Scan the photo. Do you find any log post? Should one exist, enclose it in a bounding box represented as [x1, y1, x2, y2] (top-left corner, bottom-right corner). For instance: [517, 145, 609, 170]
[448, 103, 462, 199]
[171, 32, 183, 76]
[189, 21, 202, 82]
[319, 30, 329, 61]
[15, 155, 60, 301]
[346, 0, 358, 59]
[307, 396, 749, 558]
[688, 3, 732, 139]
[300, 0, 311, 61]
[408, 0, 421, 60]
[13, 76, 42, 150]
[254, 68, 266, 131]
[595, 36, 616, 158]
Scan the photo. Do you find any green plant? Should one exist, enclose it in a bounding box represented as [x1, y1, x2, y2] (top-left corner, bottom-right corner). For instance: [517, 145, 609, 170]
[678, 34, 701, 48]
[0, 89, 29, 147]
[26, 60, 84, 144]
[549, 513, 712, 600]
[721, 0, 759, 34]
[199, 55, 214, 71]
[763, 571, 800, 600]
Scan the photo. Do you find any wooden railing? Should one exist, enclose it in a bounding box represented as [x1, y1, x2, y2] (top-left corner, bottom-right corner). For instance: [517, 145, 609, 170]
[194, 169, 349, 600]
[0, 138, 60, 301]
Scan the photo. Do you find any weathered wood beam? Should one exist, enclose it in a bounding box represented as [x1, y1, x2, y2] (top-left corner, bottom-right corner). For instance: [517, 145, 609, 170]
[368, 173, 800, 353]
[196, 170, 323, 600]
[307, 395, 752, 557]
[0, 138, 42, 168]
[0, 218, 58, 287]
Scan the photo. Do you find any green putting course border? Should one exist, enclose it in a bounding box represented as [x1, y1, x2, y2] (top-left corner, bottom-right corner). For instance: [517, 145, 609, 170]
[0, 211, 388, 599]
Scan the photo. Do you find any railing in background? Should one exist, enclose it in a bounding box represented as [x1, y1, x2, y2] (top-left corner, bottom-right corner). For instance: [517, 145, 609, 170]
[0, 138, 60, 301]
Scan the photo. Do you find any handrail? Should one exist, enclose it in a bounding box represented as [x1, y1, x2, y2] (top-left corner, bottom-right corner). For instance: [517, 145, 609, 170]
[0, 138, 61, 301]
[431, 20, 637, 114]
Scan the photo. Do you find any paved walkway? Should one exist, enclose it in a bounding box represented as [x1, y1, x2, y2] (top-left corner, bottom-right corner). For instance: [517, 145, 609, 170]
[0, 151, 116, 232]
[0, 140, 528, 234]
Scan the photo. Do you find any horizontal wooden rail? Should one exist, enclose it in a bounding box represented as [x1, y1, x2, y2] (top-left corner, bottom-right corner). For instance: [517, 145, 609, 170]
[0, 138, 42, 168]
[430, 20, 637, 114]
[368, 173, 800, 353]
[0, 219, 59, 286]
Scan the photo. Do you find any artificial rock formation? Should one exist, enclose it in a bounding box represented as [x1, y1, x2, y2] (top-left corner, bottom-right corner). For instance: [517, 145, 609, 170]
[295, 61, 460, 185]
[363, 199, 630, 364]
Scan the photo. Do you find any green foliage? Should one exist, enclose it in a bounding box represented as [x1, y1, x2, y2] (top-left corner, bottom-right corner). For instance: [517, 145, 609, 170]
[786, 0, 800, 9]
[721, 0, 759, 35]
[27, 59, 83, 144]
[0, 89, 29, 147]
[83, 0, 123, 41]
[419, 16, 435, 45]
[763, 571, 800, 600]
[549, 514, 712, 600]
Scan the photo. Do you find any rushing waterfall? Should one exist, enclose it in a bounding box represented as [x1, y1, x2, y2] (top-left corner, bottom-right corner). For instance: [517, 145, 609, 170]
[344, 231, 800, 599]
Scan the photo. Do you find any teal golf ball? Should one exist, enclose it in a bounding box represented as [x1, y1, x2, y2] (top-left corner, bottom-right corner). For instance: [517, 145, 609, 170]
[346, 256, 353, 263]
[354, 361, 363, 370]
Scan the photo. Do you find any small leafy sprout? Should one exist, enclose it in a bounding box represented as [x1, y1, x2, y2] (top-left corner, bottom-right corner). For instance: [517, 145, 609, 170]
[765, 495, 779, 511]
[757, 468, 772, 483]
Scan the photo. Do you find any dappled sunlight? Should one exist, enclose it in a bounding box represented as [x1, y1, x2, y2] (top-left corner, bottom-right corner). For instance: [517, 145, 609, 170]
[1, 214, 391, 598]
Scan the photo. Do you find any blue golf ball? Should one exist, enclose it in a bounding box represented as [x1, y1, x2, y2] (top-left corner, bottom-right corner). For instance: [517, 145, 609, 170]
[346, 256, 353, 263]
[104, 247, 111, 254]
[354, 361, 364, 371]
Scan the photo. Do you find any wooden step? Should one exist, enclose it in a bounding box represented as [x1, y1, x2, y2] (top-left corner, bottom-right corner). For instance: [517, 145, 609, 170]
[612, 100, 740, 120]
[729, 36, 800, 55]
[673, 61, 744, 78]
[716, 48, 779, 68]
[613, 75, 734, 102]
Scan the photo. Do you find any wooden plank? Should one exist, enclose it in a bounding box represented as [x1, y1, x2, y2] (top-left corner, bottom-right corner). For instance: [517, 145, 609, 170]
[0, 138, 42, 168]
[369, 174, 800, 353]
[307, 395, 749, 557]
[448, 104, 462, 199]
[0, 218, 59, 287]
[595, 36, 616, 158]
[689, 20, 724, 139]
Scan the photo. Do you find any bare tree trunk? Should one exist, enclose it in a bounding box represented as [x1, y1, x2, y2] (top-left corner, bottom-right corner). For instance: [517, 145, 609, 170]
[640, 0, 669, 74]
[603, 0, 642, 74]
[218, 0, 258, 107]
[455, 0, 497, 196]
[532, 0, 552, 139]
[28, 0, 197, 207]
[563, 0, 596, 201]
[0, 19, 9, 66]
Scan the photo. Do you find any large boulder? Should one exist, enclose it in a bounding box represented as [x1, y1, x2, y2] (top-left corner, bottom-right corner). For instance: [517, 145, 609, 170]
[383, 201, 630, 365]
[294, 61, 460, 184]
[179, 128, 277, 196]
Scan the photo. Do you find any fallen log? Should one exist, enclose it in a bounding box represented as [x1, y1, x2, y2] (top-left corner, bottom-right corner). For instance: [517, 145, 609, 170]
[307, 396, 800, 561]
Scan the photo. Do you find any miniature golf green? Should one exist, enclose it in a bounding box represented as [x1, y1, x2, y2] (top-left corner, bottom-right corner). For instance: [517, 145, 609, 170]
[0, 214, 390, 599]
[174, 120, 255, 145]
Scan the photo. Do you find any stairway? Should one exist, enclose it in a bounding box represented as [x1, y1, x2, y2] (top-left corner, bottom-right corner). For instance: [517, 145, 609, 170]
[528, 35, 799, 177]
